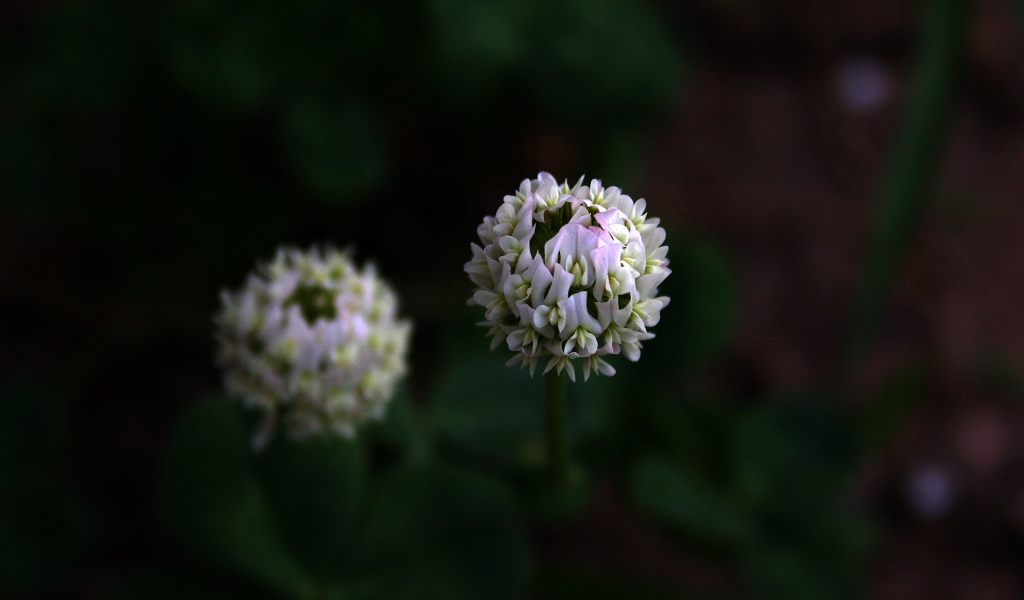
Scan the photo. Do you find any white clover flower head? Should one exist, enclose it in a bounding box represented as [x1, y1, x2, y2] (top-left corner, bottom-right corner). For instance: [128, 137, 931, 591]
[216, 246, 412, 449]
[465, 173, 671, 382]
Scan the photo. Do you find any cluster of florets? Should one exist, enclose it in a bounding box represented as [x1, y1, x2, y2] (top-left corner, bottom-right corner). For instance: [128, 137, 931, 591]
[216, 247, 412, 448]
[465, 173, 670, 382]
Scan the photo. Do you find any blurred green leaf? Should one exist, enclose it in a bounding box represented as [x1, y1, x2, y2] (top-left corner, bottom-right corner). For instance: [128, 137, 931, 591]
[283, 95, 386, 200]
[364, 465, 530, 600]
[255, 435, 367, 584]
[106, 568, 277, 600]
[161, 0, 283, 110]
[424, 0, 530, 107]
[527, 0, 684, 123]
[741, 530, 867, 600]
[432, 356, 546, 472]
[644, 235, 738, 375]
[28, 2, 145, 108]
[0, 110, 77, 218]
[860, 363, 927, 452]
[730, 397, 869, 600]
[732, 397, 858, 531]
[642, 395, 736, 487]
[364, 387, 417, 453]
[631, 455, 752, 551]
[432, 356, 609, 474]
[159, 397, 314, 598]
[741, 546, 830, 600]
[0, 385, 92, 595]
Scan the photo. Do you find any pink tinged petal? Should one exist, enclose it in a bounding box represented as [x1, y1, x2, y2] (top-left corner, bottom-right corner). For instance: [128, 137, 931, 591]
[534, 305, 564, 334]
[636, 271, 670, 297]
[641, 216, 660, 230]
[567, 204, 594, 226]
[622, 239, 646, 276]
[544, 263, 574, 305]
[612, 300, 633, 328]
[555, 305, 567, 333]
[486, 255, 504, 287]
[558, 293, 582, 334]
[502, 275, 524, 319]
[513, 198, 537, 238]
[473, 289, 498, 308]
[519, 178, 533, 197]
[544, 223, 597, 271]
[594, 207, 626, 231]
[532, 306, 548, 330]
[642, 226, 666, 252]
[485, 298, 510, 324]
[590, 243, 622, 300]
[477, 218, 497, 244]
[513, 240, 534, 273]
[498, 235, 522, 255]
[647, 245, 669, 263]
[527, 258, 555, 306]
[516, 302, 535, 326]
[506, 328, 526, 352]
[595, 299, 617, 330]
[570, 291, 602, 333]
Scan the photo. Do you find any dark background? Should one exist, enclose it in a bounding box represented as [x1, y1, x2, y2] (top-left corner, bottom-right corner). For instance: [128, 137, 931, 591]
[2, 0, 1024, 598]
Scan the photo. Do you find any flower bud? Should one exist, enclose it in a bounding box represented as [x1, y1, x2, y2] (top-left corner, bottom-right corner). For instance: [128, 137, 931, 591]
[465, 173, 670, 382]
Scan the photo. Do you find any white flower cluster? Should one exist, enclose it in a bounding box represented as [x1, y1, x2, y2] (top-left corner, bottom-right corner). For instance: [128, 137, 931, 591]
[465, 173, 670, 382]
[216, 247, 412, 448]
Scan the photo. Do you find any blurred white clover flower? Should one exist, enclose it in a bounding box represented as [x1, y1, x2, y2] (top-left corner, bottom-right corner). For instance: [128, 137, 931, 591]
[465, 173, 670, 382]
[216, 246, 412, 449]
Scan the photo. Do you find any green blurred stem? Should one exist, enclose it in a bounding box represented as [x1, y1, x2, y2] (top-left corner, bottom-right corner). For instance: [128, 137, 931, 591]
[544, 371, 571, 484]
[842, 0, 970, 386]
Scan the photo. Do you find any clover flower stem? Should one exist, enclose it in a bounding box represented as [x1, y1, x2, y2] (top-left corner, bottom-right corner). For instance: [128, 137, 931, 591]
[544, 370, 571, 484]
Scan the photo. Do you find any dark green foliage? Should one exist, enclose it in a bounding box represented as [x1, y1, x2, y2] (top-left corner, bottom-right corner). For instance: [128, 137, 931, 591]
[422, 0, 683, 122]
[651, 235, 739, 373]
[26, 2, 145, 108]
[632, 456, 752, 551]
[154, 396, 531, 600]
[432, 356, 611, 475]
[630, 394, 872, 600]
[159, 397, 316, 598]
[255, 435, 368, 583]
[363, 465, 530, 600]
[0, 385, 92, 595]
[860, 363, 929, 453]
[283, 97, 387, 200]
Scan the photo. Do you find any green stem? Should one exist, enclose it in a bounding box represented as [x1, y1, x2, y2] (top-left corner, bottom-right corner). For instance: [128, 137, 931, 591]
[840, 0, 970, 388]
[544, 370, 571, 484]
